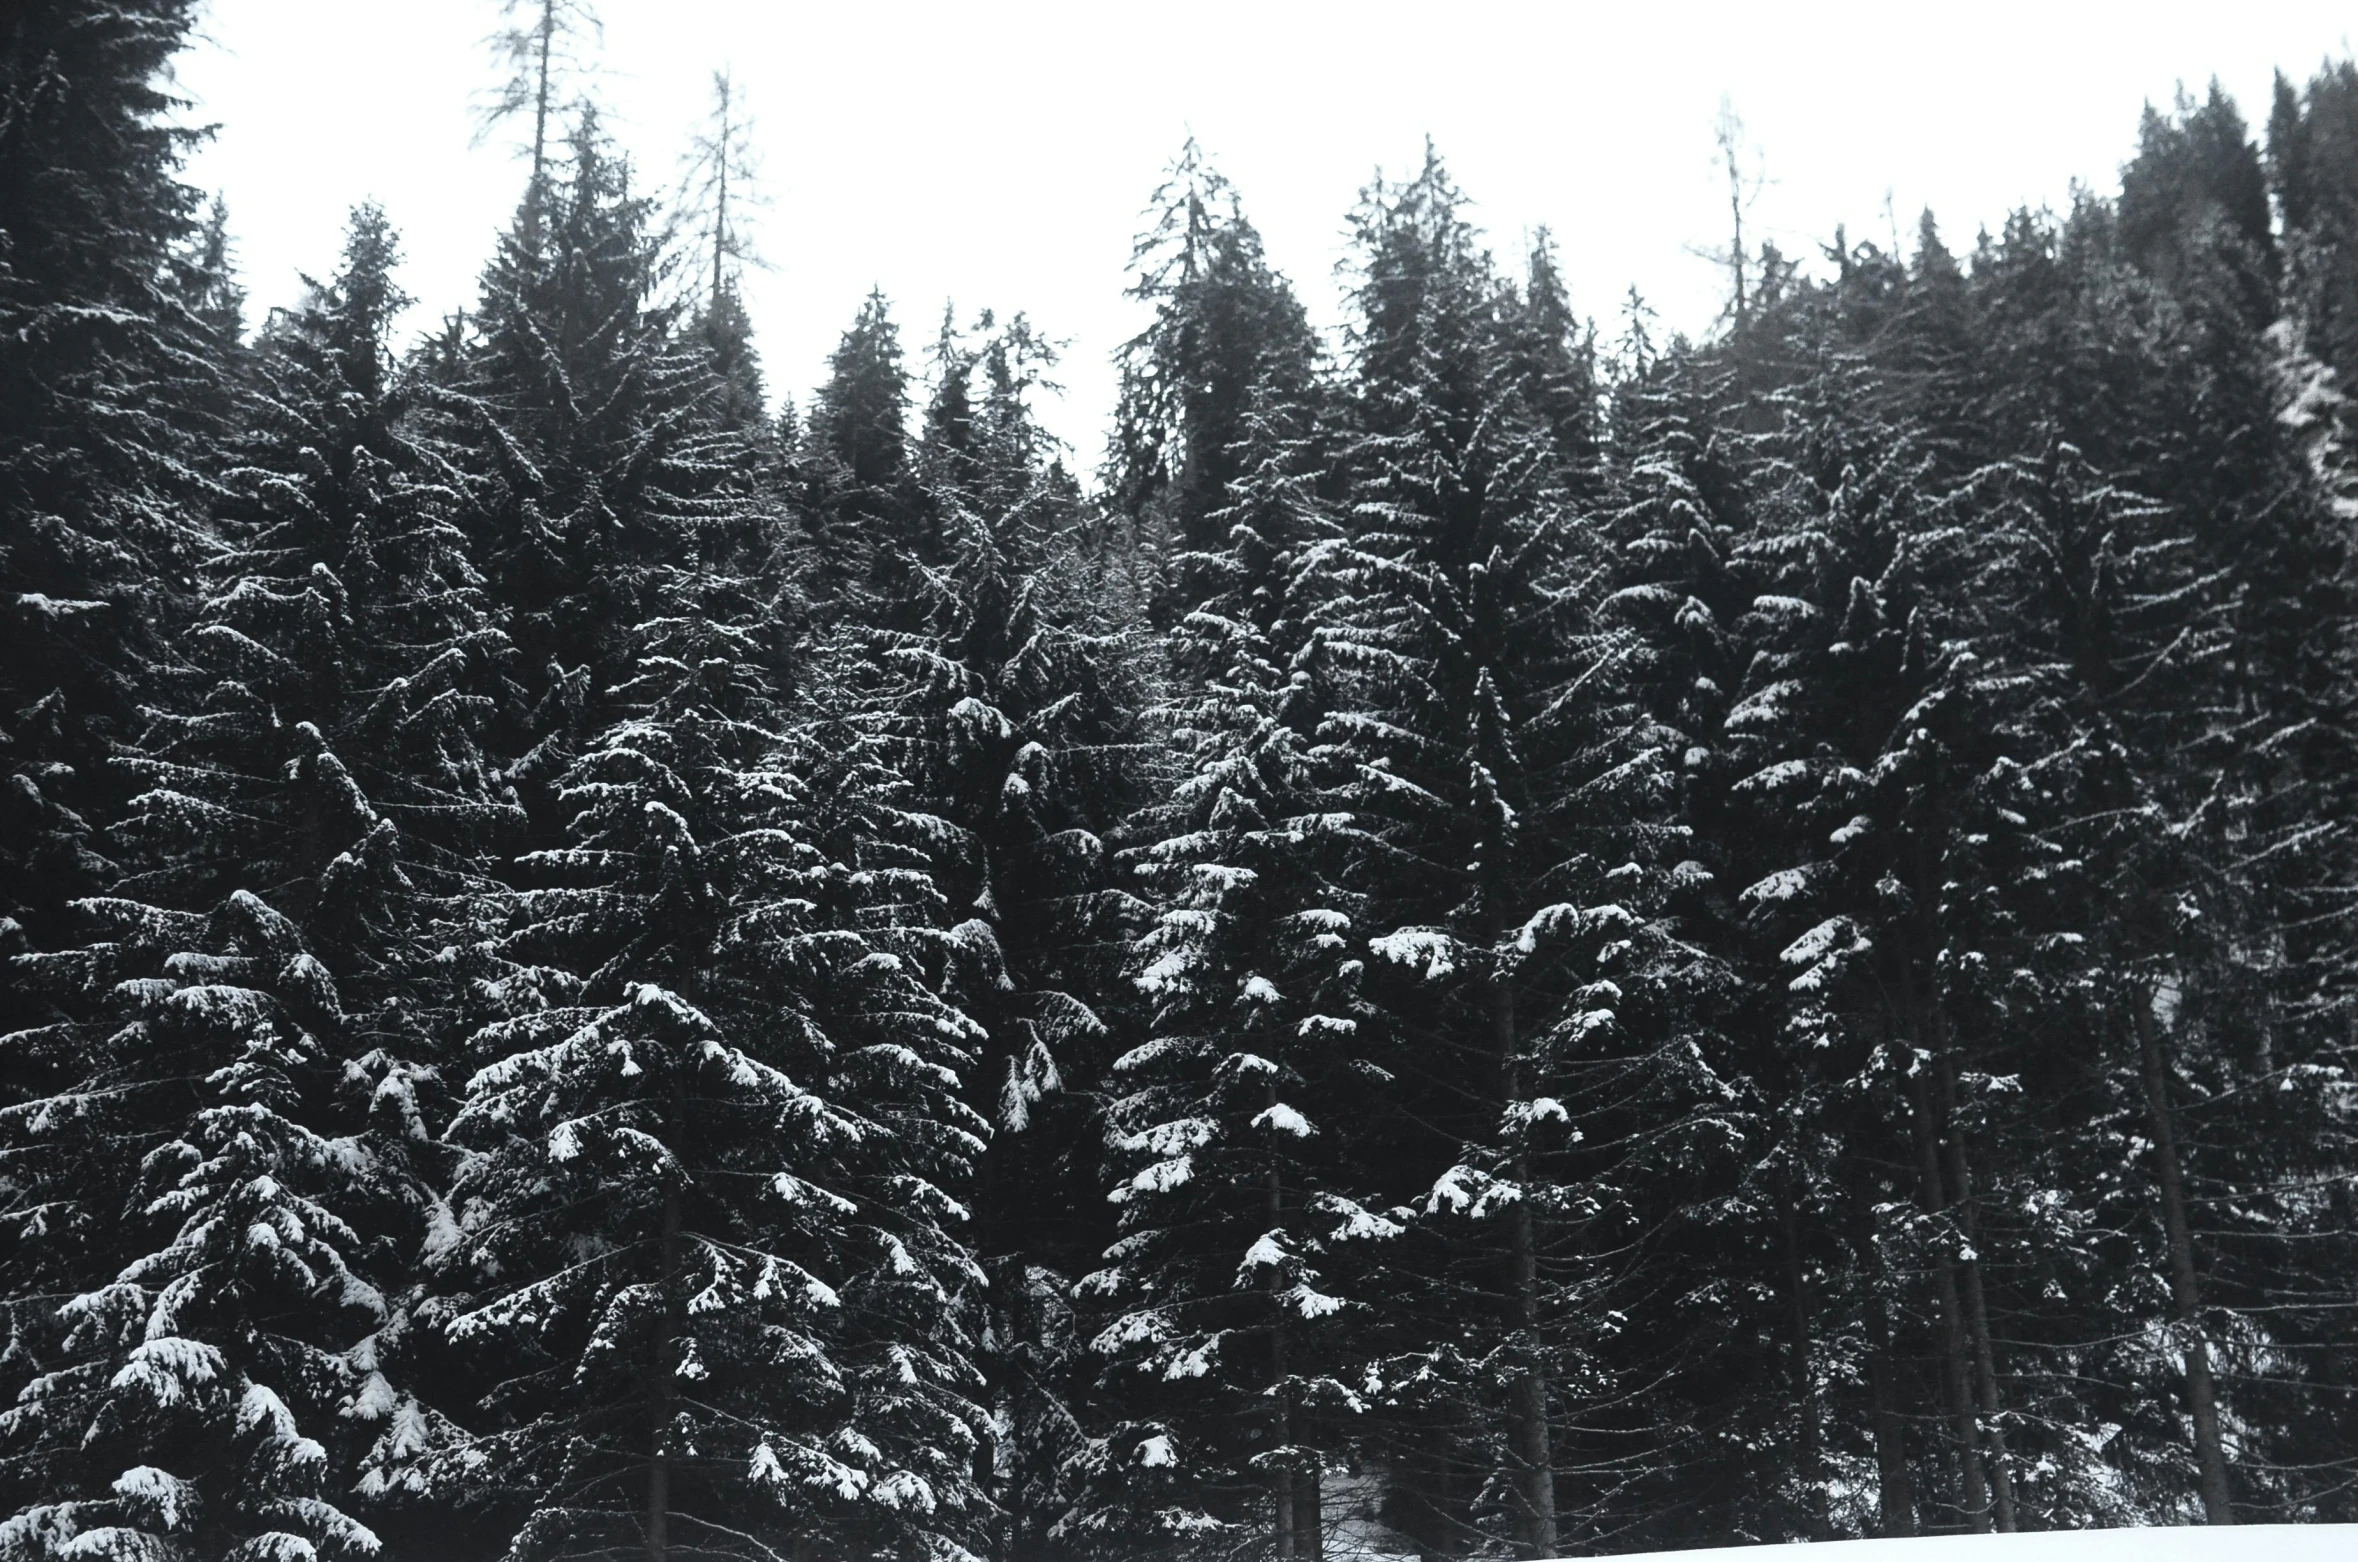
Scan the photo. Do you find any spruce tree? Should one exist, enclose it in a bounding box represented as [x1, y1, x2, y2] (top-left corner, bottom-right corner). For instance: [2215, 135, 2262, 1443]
[858, 311, 1146, 1560]
[0, 207, 502, 1562]
[1319, 150, 1680, 1559]
[426, 592, 990, 1560]
[801, 291, 916, 612]
[429, 113, 759, 847]
[1709, 351, 2022, 1539]
[1078, 385, 1393, 1561]
[0, 0, 225, 1053]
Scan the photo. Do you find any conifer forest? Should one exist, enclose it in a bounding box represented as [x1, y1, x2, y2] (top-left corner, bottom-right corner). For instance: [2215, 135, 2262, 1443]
[8, 4, 2358, 1559]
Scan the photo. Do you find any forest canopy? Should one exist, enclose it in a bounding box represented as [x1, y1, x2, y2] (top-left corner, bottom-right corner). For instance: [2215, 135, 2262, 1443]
[3, 4, 2356, 1561]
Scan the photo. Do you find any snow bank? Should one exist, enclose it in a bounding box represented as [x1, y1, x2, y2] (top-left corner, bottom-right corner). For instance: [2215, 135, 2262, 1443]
[1568, 1523, 2353, 1562]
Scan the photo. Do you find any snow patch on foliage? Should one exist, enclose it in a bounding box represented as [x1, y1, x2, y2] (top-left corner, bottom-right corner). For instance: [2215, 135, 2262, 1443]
[1252, 1102, 1314, 1137]
[1369, 928, 1455, 979]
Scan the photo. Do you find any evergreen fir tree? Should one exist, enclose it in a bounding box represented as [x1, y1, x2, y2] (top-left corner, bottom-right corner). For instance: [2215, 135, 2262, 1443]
[1077, 386, 1388, 1561]
[692, 283, 769, 438]
[860, 311, 1148, 1560]
[430, 112, 761, 845]
[0, 207, 503, 1562]
[1501, 231, 1601, 487]
[0, 0, 226, 1055]
[801, 290, 916, 612]
[1320, 149, 1681, 1560]
[426, 589, 990, 1562]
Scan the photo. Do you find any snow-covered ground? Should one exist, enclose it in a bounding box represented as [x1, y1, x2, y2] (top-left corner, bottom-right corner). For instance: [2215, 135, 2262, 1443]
[1570, 1524, 2354, 1562]
[1317, 1474, 2355, 1561]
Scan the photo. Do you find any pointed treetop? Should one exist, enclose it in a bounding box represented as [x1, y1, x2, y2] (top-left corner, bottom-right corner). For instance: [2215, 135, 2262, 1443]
[1914, 208, 1957, 274]
[189, 191, 246, 347]
[1127, 134, 1242, 297]
[1111, 135, 1316, 548]
[817, 288, 910, 486]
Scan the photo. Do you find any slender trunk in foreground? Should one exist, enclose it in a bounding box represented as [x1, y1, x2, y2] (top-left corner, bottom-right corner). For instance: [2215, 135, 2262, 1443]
[1933, 1040, 2017, 1533]
[2135, 995, 2236, 1524]
[1849, 1170, 1917, 1538]
[1776, 1160, 1830, 1540]
[1900, 1008, 1990, 1532]
[1493, 939, 1557, 1560]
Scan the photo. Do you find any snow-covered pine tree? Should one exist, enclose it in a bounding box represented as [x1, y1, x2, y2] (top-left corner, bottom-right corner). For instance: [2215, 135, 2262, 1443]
[1319, 149, 1680, 1560]
[892, 310, 1138, 1143]
[427, 111, 749, 840]
[1075, 379, 1397, 1561]
[798, 290, 917, 615]
[426, 581, 990, 1562]
[1865, 214, 1977, 482]
[0, 0, 226, 1063]
[1701, 343, 2027, 1540]
[846, 310, 1149, 1560]
[0, 888, 396, 1562]
[1501, 231, 1602, 491]
[1598, 347, 1755, 763]
[0, 206, 505, 1562]
[691, 282, 769, 442]
[1584, 344, 1848, 1549]
[1943, 436, 2247, 1527]
[179, 193, 254, 446]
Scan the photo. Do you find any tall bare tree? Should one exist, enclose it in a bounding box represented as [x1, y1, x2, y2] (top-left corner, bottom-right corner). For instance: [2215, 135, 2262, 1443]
[473, 0, 603, 192]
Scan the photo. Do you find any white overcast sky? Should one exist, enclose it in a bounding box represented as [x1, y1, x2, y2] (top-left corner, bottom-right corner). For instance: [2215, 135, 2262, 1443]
[178, 2, 2355, 462]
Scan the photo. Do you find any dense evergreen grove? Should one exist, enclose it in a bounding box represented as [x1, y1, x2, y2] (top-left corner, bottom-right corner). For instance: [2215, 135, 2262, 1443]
[4, 4, 2356, 1557]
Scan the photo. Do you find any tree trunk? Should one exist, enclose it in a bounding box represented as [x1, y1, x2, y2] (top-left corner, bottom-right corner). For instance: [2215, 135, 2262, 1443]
[648, 1180, 681, 1562]
[1775, 1159, 1830, 1541]
[1491, 941, 1557, 1560]
[1295, 1451, 1324, 1561]
[1903, 1034, 1990, 1532]
[1933, 1047, 2017, 1532]
[1847, 1171, 1916, 1538]
[710, 73, 731, 301]
[531, 1, 555, 189]
[649, 1063, 690, 1562]
[1896, 761, 2012, 1531]
[1952, 1186, 2018, 1530]
[1716, 99, 1750, 325]
[2134, 995, 2235, 1524]
[1507, 1349, 1556, 1560]
[1269, 1093, 1297, 1560]
[1273, 1397, 1297, 1562]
